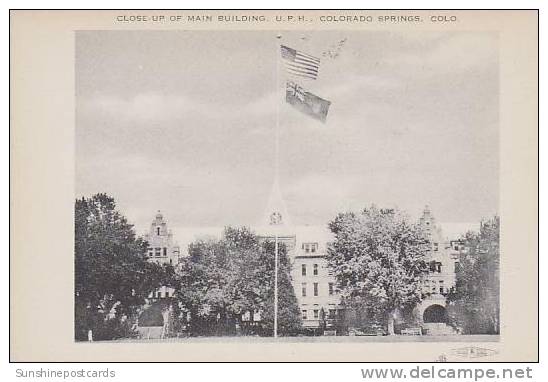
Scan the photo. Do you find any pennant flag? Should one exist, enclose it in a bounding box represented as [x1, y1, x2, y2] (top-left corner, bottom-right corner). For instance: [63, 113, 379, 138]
[286, 81, 331, 123]
[281, 45, 320, 80]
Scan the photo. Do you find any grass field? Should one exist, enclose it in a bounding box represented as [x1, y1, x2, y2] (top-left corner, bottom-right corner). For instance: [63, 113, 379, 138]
[109, 334, 499, 343]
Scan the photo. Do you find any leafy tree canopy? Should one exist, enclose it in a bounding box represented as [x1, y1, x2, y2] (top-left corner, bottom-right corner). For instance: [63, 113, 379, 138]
[447, 216, 500, 334]
[327, 205, 430, 332]
[75, 193, 171, 340]
[178, 226, 301, 335]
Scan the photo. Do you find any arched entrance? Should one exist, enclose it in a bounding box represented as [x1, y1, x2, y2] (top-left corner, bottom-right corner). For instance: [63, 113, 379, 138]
[138, 301, 165, 327]
[423, 304, 447, 323]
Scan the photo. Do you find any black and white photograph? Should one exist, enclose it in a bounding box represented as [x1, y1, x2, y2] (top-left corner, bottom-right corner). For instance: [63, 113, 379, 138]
[75, 29, 500, 343]
[9, 8, 539, 365]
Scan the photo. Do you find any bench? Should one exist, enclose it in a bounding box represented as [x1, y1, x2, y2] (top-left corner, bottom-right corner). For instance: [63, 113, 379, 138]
[401, 327, 422, 336]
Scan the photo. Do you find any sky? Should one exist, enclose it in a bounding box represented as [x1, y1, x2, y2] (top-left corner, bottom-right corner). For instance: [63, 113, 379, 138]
[75, 30, 499, 236]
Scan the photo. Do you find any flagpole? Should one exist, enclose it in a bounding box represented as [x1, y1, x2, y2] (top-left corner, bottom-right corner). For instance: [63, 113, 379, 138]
[273, 33, 281, 339]
[275, 34, 281, 185]
[274, 230, 278, 338]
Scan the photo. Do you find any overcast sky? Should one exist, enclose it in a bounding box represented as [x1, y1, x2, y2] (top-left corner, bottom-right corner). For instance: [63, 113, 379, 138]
[76, 30, 499, 235]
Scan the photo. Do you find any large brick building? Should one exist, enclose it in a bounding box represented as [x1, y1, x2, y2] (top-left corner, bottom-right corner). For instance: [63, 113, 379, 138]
[256, 222, 342, 331]
[145, 195, 473, 334]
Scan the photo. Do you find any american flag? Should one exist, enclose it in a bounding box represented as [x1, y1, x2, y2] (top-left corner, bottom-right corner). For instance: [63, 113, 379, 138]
[281, 45, 320, 80]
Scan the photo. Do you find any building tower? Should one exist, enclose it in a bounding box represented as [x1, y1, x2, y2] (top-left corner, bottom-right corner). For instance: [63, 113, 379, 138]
[144, 211, 181, 266]
[416, 205, 457, 335]
[144, 211, 180, 300]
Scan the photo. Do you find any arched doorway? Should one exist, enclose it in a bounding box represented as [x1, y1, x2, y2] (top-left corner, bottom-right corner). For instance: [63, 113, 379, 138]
[423, 304, 447, 323]
[138, 301, 165, 327]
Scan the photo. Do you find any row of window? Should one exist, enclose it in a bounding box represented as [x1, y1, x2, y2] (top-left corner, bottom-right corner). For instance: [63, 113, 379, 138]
[301, 263, 319, 276]
[301, 282, 336, 297]
[450, 241, 465, 251]
[301, 308, 338, 320]
[147, 247, 168, 257]
[150, 289, 173, 299]
[300, 263, 335, 277]
[302, 242, 319, 253]
[427, 261, 461, 274]
[426, 237, 469, 252]
[429, 261, 443, 273]
[423, 279, 448, 295]
[431, 242, 466, 252]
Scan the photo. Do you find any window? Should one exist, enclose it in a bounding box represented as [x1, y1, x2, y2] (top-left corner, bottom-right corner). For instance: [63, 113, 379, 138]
[329, 309, 336, 318]
[163, 247, 167, 257]
[302, 243, 318, 253]
[453, 242, 464, 251]
[301, 283, 307, 297]
[313, 310, 319, 319]
[154, 247, 161, 257]
[147, 248, 153, 257]
[429, 261, 442, 273]
[301, 264, 307, 276]
[313, 264, 318, 276]
[313, 282, 319, 296]
[328, 283, 334, 296]
[433, 243, 438, 251]
[439, 280, 444, 294]
[302, 310, 307, 320]
[157, 227, 160, 235]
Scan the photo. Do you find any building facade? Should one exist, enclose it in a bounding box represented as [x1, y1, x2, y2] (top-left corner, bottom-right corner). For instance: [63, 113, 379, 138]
[144, 211, 180, 299]
[255, 180, 343, 330]
[291, 227, 342, 330]
[415, 206, 463, 335]
[257, 222, 341, 331]
[145, 202, 470, 334]
[144, 211, 181, 266]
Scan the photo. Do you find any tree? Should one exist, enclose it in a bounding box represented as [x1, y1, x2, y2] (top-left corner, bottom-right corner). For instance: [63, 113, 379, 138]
[74, 193, 170, 340]
[447, 216, 500, 334]
[177, 236, 239, 335]
[177, 226, 301, 336]
[326, 205, 430, 335]
[254, 239, 302, 335]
